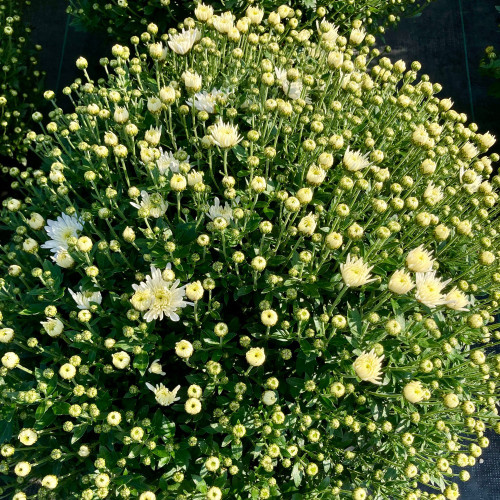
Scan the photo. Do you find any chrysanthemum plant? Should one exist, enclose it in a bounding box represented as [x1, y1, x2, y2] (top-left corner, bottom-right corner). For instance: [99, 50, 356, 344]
[1, 4, 500, 500]
[0, 0, 44, 164]
[65, 0, 436, 41]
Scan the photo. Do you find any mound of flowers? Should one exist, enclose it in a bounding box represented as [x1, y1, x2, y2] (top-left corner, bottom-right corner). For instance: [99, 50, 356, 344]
[0, 0, 44, 163]
[65, 0, 436, 41]
[1, 4, 499, 500]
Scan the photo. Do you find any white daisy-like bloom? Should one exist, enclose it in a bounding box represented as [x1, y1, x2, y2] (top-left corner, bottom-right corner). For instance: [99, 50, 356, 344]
[188, 88, 224, 113]
[274, 67, 304, 100]
[182, 70, 202, 92]
[415, 271, 452, 308]
[207, 197, 233, 221]
[51, 248, 75, 269]
[403, 381, 425, 403]
[194, 2, 214, 22]
[445, 287, 470, 311]
[146, 382, 181, 406]
[212, 11, 234, 34]
[343, 146, 371, 172]
[210, 119, 242, 148]
[41, 214, 83, 254]
[69, 288, 103, 310]
[40, 317, 64, 337]
[0, 328, 14, 343]
[353, 349, 384, 385]
[131, 265, 193, 322]
[168, 28, 200, 55]
[130, 190, 167, 218]
[340, 254, 376, 287]
[246, 5, 264, 24]
[317, 19, 339, 44]
[423, 182, 444, 206]
[406, 245, 435, 273]
[187, 170, 204, 186]
[148, 359, 166, 376]
[459, 164, 482, 193]
[388, 270, 415, 295]
[156, 149, 183, 174]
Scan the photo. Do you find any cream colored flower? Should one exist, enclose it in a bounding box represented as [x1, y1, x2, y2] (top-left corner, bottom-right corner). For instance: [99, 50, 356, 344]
[41, 317, 64, 337]
[69, 287, 102, 310]
[353, 349, 384, 385]
[18, 428, 38, 446]
[423, 182, 444, 206]
[41, 475, 58, 489]
[185, 397, 202, 415]
[2, 352, 19, 369]
[186, 281, 204, 301]
[130, 190, 167, 218]
[246, 6, 264, 24]
[388, 270, 415, 295]
[406, 245, 435, 273]
[343, 146, 370, 172]
[261, 309, 278, 327]
[146, 382, 181, 406]
[175, 339, 194, 359]
[415, 271, 451, 308]
[298, 213, 317, 236]
[275, 67, 305, 100]
[14, 461, 31, 477]
[306, 165, 326, 186]
[246, 347, 266, 367]
[0, 327, 14, 343]
[52, 248, 75, 268]
[194, 3, 214, 22]
[212, 12, 234, 34]
[262, 390, 277, 405]
[112, 351, 131, 369]
[445, 287, 470, 311]
[168, 28, 200, 55]
[340, 254, 376, 287]
[210, 119, 242, 148]
[403, 381, 425, 403]
[148, 359, 165, 375]
[59, 363, 76, 379]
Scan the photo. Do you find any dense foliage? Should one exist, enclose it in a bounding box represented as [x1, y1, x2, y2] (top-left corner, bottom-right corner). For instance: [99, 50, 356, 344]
[1, 4, 500, 500]
[0, 0, 44, 164]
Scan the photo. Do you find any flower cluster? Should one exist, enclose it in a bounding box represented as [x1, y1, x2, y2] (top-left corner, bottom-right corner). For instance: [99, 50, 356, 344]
[1, 4, 500, 500]
[65, 0, 436, 41]
[0, 0, 44, 163]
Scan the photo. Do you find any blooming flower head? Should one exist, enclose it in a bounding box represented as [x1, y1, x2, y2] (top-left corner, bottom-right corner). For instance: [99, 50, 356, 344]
[415, 271, 452, 308]
[423, 182, 444, 206]
[146, 382, 181, 406]
[406, 245, 435, 273]
[130, 190, 167, 218]
[131, 265, 193, 322]
[388, 270, 415, 295]
[207, 197, 233, 221]
[51, 248, 75, 269]
[168, 28, 200, 55]
[275, 67, 305, 100]
[18, 428, 38, 446]
[353, 349, 384, 384]
[144, 356, 165, 376]
[194, 2, 214, 22]
[343, 146, 371, 172]
[246, 347, 266, 367]
[41, 317, 64, 337]
[41, 213, 83, 254]
[185, 397, 202, 415]
[403, 381, 425, 403]
[212, 11, 234, 34]
[69, 288, 102, 310]
[189, 88, 224, 113]
[298, 213, 317, 236]
[175, 339, 194, 359]
[210, 119, 242, 148]
[340, 254, 376, 287]
[445, 287, 470, 311]
[0, 327, 14, 343]
[112, 351, 131, 369]
[182, 70, 202, 92]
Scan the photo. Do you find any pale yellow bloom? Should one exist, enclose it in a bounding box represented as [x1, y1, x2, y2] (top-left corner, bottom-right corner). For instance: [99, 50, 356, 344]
[403, 381, 425, 403]
[340, 254, 376, 287]
[246, 347, 266, 367]
[415, 271, 451, 308]
[388, 270, 415, 295]
[406, 245, 434, 273]
[353, 349, 384, 385]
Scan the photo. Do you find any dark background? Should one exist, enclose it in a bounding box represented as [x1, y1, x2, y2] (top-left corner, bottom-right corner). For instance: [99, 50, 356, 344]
[5, 0, 500, 497]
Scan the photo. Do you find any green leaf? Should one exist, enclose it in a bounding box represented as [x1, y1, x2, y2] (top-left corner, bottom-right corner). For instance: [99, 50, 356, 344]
[133, 352, 149, 375]
[291, 463, 303, 487]
[0, 421, 13, 444]
[71, 424, 88, 444]
[174, 222, 197, 246]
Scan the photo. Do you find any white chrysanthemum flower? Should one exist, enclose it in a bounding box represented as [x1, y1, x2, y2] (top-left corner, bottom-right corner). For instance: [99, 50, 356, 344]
[185, 397, 202, 415]
[0, 328, 14, 343]
[188, 88, 224, 113]
[353, 349, 384, 384]
[112, 351, 130, 369]
[51, 248, 75, 269]
[182, 70, 202, 92]
[41, 475, 58, 490]
[18, 428, 38, 446]
[69, 288, 103, 310]
[459, 164, 482, 193]
[156, 148, 185, 174]
[246, 5, 264, 24]
[388, 270, 415, 294]
[445, 287, 470, 311]
[146, 382, 181, 406]
[306, 165, 326, 186]
[175, 339, 194, 358]
[187, 170, 204, 186]
[131, 265, 193, 322]
[210, 119, 242, 148]
[415, 271, 452, 308]
[275, 67, 304, 100]
[403, 381, 425, 403]
[148, 359, 166, 376]
[40, 317, 64, 337]
[423, 182, 444, 206]
[194, 2, 214, 22]
[343, 146, 371, 172]
[168, 28, 200, 55]
[297, 213, 317, 236]
[144, 125, 161, 145]
[406, 245, 435, 273]
[212, 11, 234, 34]
[246, 347, 266, 367]
[262, 390, 277, 405]
[41, 213, 83, 254]
[318, 19, 339, 44]
[130, 190, 167, 218]
[207, 197, 233, 221]
[340, 254, 376, 287]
